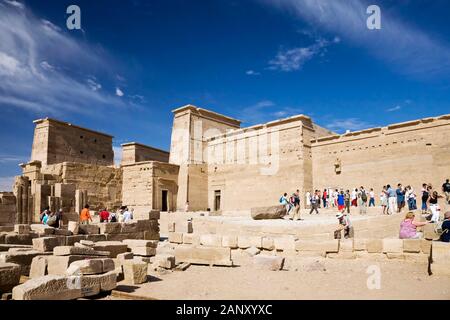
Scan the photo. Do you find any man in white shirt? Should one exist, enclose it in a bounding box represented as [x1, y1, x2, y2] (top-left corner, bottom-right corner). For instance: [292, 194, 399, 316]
[123, 207, 133, 222]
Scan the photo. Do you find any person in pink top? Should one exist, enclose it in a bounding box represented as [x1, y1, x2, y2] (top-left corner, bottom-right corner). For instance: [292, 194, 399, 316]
[399, 212, 429, 239]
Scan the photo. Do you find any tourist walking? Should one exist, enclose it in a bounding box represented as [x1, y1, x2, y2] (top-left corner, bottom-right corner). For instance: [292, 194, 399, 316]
[385, 184, 397, 215]
[322, 189, 328, 208]
[380, 186, 388, 214]
[80, 204, 92, 225]
[396, 184, 405, 213]
[290, 189, 301, 221]
[442, 179, 450, 205]
[369, 188, 375, 207]
[421, 184, 429, 214]
[359, 186, 368, 215]
[99, 208, 110, 223]
[309, 191, 319, 214]
[280, 193, 290, 213]
[351, 189, 358, 207]
[344, 190, 351, 213]
[399, 212, 428, 239]
[337, 190, 345, 211]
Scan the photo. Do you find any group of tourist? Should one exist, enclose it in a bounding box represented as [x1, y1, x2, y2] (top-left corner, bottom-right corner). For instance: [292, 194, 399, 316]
[39, 206, 63, 228]
[399, 210, 450, 242]
[98, 206, 134, 223]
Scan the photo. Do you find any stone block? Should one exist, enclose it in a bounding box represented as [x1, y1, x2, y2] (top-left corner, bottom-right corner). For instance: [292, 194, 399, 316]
[366, 239, 383, 253]
[339, 239, 353, 252]
[168, 222, 175, 232]
[382, 239, 403, 253]
[222, 235, 238, 249]
[14, 224, 31, 235]
[237, 236, 262, 249]
[66, 259, 103, 275]
[0, 250, 44, 276]
[353, 238, 367, 251]
[80, 271, 117, 293]
[143, 230, 160, 241]
[200, 234, 222, 247]
[148, 210, 160, 220]
[153, 254, 175, 269]
[68, 221, 79, 235]
[244, 246, 260, 257]
[130, 247, 156, 257]
[5, 234, 36, 245]
[33, 237, 65, 252]
[183, 233, 199, 245]
[54, 229, 73, 236]
[431, 241, 450, 264]
[169, 232, 183, 244]
[386, 253, 405, 259]
[421, 239, 432, 254]
[80, 240, 95, 247]
[295, 240, 339, 253]
[47, 255, 98, 275]
[117, 252, 133, 260]
[404, 253, 429, 264]
[120, 221, 138, 233]
[79, 224, 100, 235]
[53, 246, 109, 257]
[122, 239, 158, 248]
[12, 275, 82, 300]
[423, 224, 440, 240]
[174, 245, 232, 266]
[274, 236, 296, 251]
[30, 224, 55, 236]
[262, 237, 275, 250]
[98, 223, 121, 234]
[65, 235, 87, 246]
[122, 261, 148, 285]
[92, 241, 128, 258]
[0, 262, 20, 293]
[29, 256, 48, 278]
[430, 262, 450, 276]
[251, 205, 286, 220]
[403, 239, 421, 253]
[175, 221, 193, 233]
[327, 252, 357, 259]
[136, 220, 159, 232]
[253, 255, 284, 271]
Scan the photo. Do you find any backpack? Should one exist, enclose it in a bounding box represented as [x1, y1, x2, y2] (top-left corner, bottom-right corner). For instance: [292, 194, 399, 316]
[47, 215, 58, 227]
[361, 191, 368, 202]
[279, 196, 284, 204]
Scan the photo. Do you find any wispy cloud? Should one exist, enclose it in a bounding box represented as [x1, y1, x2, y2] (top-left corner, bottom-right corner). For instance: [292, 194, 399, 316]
[268, 37, 339, 72]
[387, 105, 401, 112]
[245, 70, 261, 76]
[0, 176, 15, 192]
[262, 0, 450, 78]
[0, 0, 133, 117]
[0, 154, 28, 163]
[325, 118, 374, 133]
[239, 100, 303, 125]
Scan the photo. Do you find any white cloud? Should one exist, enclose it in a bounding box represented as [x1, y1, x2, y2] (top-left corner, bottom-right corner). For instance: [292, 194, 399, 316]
[262, 0, 450, 78]
[245, 70, 260, 76]
[3, 0, 24, 10]
[0, 176, 15, 192]
[325, 118, 373, 133]
[387, 105, 401, 112]
[239, 100, 302, 125]
[0, 51, 20, 76]
[116, 88, 124, 97]
[0, 154, 28, 163]
[268, 38, 335, 72]
[87, 78, 102, 91]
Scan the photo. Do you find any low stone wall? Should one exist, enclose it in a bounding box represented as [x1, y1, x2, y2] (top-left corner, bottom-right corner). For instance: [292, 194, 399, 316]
[0, 193, 16, 226]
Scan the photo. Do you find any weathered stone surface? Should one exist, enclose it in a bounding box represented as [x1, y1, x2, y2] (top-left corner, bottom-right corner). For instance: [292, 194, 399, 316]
[382, 239, 403, 253]
[295, 240, 339, 253]
[53, 246, 109, 257]
[5, 234, 37, 245]
[386, 253, 405, 260]
[175, 221, 193, 233]
[0, 250, 45, 276]
[274, 236, 296, 251]
[168, 222, 175, 233]
[122, 261, 148, 285]
[143, 230, 160, 241]
[105, 232, 143, 241]
[0, 244, 32, 252]
[47, 255, 98, 275]
[122, 239, 158, 248]
[80, 240, 95, 246]
[117, 252, 133, 260]
[169, 232, 183, 244]
[92, 241, 128, 258]
[98, 223, 121, 234]
[244, 246, 261, 257]
[328, 252, 357, 259]
[251, 205, 286, 220]
[430, 262, 450, 276]
[136, 220, 159, 232]
[29, 256, 48, 278]
[183, 233, 199, 245]
[153, 254, 175, 269]
[200, 234, 222, 247]
[12, 275, 81, 300]
[85, 234, 107, 242]
[222, 235, 238, 249]
[403, 253, 429, 264]
[403, 239, 421, 253]
[79, 224, 100, 235]
[253, 255, 284, 271]
[421, 239, 432, 254]
[431, 241, 450, 264]
[238, 236, 262, 249]
[262, 237, 275, 251]
[54, 229, 72, 236]
[353, 238, 367, 251]
[423, 224, 440, 240]
[366, 239, 383, 253]
[14, 224, 31, 235]
[0, 262, 20, 293]
[30, 224, 55, 235]
[339, 239, 353, 252]
[65, 235, 86, 246]
[120, 221, 138, 233]
[68, 221, 79, 235]
[80, 271, 117, 293]
[66, 259, 103, 275]
[175, 245, 232, 266]
[32, 237, 65, 252]
[130, 247, 156, 257]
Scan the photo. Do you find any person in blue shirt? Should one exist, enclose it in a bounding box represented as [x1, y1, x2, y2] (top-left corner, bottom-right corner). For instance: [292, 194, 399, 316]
[440, 211, 450, 242]
[337, 190, 345, 211]
[396, 183, 405, 213]
[385, 184, 397, 215]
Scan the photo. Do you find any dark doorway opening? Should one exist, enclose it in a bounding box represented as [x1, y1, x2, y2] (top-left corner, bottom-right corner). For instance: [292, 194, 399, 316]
[161, 190, 168, 211]
[214, 190, 221, 211]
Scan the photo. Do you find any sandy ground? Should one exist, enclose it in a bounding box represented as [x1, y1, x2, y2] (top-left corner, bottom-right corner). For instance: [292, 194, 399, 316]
[112, 259, 450, 300]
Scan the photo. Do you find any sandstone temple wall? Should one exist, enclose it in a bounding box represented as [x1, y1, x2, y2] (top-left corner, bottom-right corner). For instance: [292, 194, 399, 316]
[0, 192, 16, 226]
[121, 142, 169, 165]
[311, 114, 450, 195]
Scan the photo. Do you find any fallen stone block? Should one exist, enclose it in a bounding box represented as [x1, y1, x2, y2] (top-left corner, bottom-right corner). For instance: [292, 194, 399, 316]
[33, 237, 65, 252]
[130, 247, 156, 257]
[14, 224, 31, 235]
[262, 237, 275, 251]
[222, 235, 238, 249]
[183, 233, 199, 245]
[29, 256, 48, 278]
[244, 246, 261, 257]
[68, 221, 79, 235]
[80, 271, 117, 294]
[0, 244, 32, 252]
[0, 250, 46, 276]
[366, 239, 383, 253]
[174, 245, 232, 266]
[105, 233, 144, 241]
[53, 246, 109, 257]
[54, 229, 73, 236]
[169, 232, 183, 244]
[383, 239, 403, 253]
[431, 241, 450, 264]
[137, 220, 159, 233]
[66, 259, 103, 275]
[5, 234, 36, 245]
[251, 205, 286, 220]
[200, 234, 222, 247]
[65, 235, 86, 246]
[12, 275, 81, 300]
[238, 236, 262, 249]
[148, 210, 160, 220]
[30, 224, 55, 236]
[253, 255, 284, 271]
[175, 221, 193, 234]
[0, 262, 21, 293]
[92, 241, 128, 258]
[430, 262, 450, 276]
[274, 236, 296, 251]
[98, 223, 121, 234]
[47, 255, 98, 275]
[80, 240, 95, 247]
[117, 252, 133, 260]
[295, 240, 339, 253]
[122, 261, 148, 285]
[79, 224, 100, 235]
[403, 239, 421, 253]
[122, 239, 158, 248]
[153, 254, 175, 269]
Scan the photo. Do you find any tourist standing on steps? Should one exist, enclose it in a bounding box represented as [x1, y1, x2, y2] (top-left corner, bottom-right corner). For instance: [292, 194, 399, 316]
[380, 186, 388, 215]
[421, 184, 429, 214]
[427, 190, 442, 223]
[309, 191, 319, 214]
[385, 184, 397, 215]
[80, 204, 92, 225]
[369, 188, 375, 207]
[123, 207, 133, 222]
[344, 190, 351, 213]
[442, 179, 450, 205]
[396, 184, 405, 213]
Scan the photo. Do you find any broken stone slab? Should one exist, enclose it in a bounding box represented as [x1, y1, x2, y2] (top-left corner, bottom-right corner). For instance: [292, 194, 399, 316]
[431, 241, 450, 264]
[403, 239, 421, 253]
[79, 224, 100, 235]
[98, 223, 122, 234]
[30, 256, 48, 279]
[33, 237, 66, 252]
[251, 205, 286, 220]
[80, 271, 117, 294]
[0, 250, 49, 276]
[117, 252, 133, 260]
[137, 220, 159, 233]
[105, 232, 144, 242]
[47, 255, 99, 276]
[85, 234, 107, 242]
[53, 246, 110, 257]
[30, 224, 55, 236]
[120, 221, 139, 233]
[14, 224, 31, 235]
[253, 255, 285, 271]
[65, 235, 87, 246]
[143, 230, 160, 241]
[92, 241, 128, 258]
[200, 234, 223, 247]
[174, 245, 232, 266]
[79, 240, 95, 246]
[66, 259, 103, 275]
[169, 232, 183, 244]
[122, 239, 158, 248]
[68, 221, 79, 235]
[153, 254, 175, 269]
[244, 246, 261, 257]
[122, 261, 148, 285]
[5, 233, 38, 245]
[54, 229, 73, 236]
[237, 236, 262, 249]
[0, 244, 32, 252]
[0, 262, 21, 293]
[12, 275, 82, 300]
[130, 247, 157, 257]
[382, 239, 403, 253]
[295, 240, 339, 253]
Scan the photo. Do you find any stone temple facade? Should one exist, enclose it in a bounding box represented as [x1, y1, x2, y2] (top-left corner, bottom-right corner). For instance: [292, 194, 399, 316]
[0, 105, 449, 224]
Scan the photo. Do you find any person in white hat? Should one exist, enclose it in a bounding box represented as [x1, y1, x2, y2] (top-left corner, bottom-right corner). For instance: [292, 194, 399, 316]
[334, 210, 352, 239]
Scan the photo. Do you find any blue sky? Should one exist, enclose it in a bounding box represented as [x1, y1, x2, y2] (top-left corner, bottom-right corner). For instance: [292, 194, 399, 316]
[1, 0, 450, 190]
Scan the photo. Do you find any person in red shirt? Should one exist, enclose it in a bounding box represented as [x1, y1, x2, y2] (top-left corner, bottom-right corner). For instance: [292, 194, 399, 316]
[99, 208, 110, 223]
